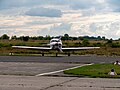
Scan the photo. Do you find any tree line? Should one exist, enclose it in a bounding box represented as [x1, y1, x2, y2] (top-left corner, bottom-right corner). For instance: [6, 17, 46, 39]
[1, 34, 120, 48]
[0, 34, 107, 41]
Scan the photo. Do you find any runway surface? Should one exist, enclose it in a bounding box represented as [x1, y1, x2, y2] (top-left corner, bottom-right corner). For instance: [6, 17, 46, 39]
[0, 55, 119, 76]
[0, 55, 120, 90]
[0, 55, 119, 63]
[0, 75, 120, 90]
[0, 62, 82, 76]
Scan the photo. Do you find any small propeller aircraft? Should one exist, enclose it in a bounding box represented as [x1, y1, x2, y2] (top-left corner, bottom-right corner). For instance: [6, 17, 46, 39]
[12, 37, 100, 56]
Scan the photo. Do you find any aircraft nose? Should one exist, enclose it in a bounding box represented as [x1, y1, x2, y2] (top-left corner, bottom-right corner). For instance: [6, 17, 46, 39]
[55, 43, 61, 46]
[55, 43, 59, 46]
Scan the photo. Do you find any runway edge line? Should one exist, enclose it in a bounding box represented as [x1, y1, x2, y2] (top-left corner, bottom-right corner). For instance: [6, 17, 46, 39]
[35, 63, 94, 76]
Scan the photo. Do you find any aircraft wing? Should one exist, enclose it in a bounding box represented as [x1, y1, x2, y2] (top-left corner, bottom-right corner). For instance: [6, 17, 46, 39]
[12, 46, 51, 51]
[61, 47, 100, 51]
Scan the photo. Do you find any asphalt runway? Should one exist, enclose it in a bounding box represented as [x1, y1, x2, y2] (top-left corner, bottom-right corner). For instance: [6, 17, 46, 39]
[0, 55, 120, 63]
[0, 62, 82, 76]
[0, 55, 119, 76]
[0, 76, 120, 90]
[0, 56, 120, 90]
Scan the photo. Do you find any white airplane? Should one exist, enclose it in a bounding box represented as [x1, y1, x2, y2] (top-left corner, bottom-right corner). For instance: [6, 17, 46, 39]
[12, 37, 100, 56]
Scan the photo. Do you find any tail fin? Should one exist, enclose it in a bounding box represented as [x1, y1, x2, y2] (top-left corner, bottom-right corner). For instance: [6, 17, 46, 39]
[59, 36, 62, 40]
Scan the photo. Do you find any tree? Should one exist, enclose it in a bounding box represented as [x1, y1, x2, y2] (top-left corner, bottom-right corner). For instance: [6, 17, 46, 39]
[78, 36, 84, 40]
[97, 36, 101, 40]
[44, 35, 51, 40]
[63, 34, 69, 40]
[11, 35, 17, 40]
[107, 38, 113, 44]
[23, 36, 29, 41]
[19, 36, 29, 41]
[102, 36, 105, 40]
[0, 34, 9, 40]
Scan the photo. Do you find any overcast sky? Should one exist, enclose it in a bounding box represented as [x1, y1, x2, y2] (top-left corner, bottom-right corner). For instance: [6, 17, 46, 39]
[0, 0, 120, 39]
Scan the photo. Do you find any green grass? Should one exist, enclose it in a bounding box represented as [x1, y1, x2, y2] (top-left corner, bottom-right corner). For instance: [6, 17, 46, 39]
[1, 40, 120, 56]
[64, 64, 120, 78]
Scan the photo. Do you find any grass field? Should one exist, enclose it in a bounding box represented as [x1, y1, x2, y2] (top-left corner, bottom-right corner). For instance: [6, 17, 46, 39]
[1, 40, 120, 56]
[64, 64, 120, 78]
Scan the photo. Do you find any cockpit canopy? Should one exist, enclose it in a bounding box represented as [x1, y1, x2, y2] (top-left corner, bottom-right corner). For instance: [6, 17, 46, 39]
[50, 39, 60, 43]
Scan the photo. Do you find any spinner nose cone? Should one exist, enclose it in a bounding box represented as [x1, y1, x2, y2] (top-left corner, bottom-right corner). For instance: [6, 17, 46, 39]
[55, 42, 61, 46]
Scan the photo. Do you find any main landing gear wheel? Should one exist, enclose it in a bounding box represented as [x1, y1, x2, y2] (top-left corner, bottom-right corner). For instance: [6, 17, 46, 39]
[42, 53, 44, 56]
[56, 53, 58, 57]
[68, 53, 70, 56]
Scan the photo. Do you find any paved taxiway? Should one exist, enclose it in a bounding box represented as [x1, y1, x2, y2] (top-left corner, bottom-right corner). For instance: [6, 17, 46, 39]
[0, 55, 119, 76]
[0, 55, 120, 90]
[0, 62, 82, 76]
[0, 75, 120, 90]
[0, 55, 119, 63]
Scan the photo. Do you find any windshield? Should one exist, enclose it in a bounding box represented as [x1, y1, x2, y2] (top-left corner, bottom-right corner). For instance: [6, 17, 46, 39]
[51, 40, 60, 42]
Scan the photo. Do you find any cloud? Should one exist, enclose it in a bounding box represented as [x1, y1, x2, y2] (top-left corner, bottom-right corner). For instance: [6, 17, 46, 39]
[107, 0, 120, 12]
[25, 7, 62, 17]
[0, 0, 106, 10]
[37, 23, 72, 36]
[1, 0, 120, 39]
[0, 0, 27, 10]
[107, 0, 120, 6]
[50, 23, 72, 31]
[0, 0, 110, 16]
[50, 23, 72, 35]
[0, 0, 67, 10]
[69, 0, 98, 10]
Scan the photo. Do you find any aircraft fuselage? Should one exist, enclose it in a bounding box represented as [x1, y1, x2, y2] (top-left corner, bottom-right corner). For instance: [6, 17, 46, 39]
[50, 38, 62, 51]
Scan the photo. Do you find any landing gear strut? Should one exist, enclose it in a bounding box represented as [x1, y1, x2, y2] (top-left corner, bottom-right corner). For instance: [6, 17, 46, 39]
[42, 53, 44, 56]
[56, 53, 58, 57]
[68, 53, 70, 56]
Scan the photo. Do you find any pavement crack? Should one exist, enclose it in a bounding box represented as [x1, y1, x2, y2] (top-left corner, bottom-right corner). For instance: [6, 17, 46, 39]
[40, 77, 78, 90]
[101, 86, 120, 89]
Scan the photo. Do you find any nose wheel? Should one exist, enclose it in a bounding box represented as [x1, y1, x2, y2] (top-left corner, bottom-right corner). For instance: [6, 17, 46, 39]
[68, 53, 70, 56]
[56, 53, 58, 57]
[42, 53, 44, 56]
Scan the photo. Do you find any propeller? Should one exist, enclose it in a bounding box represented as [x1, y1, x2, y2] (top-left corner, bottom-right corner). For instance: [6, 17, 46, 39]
[58, 47, 63, 52]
